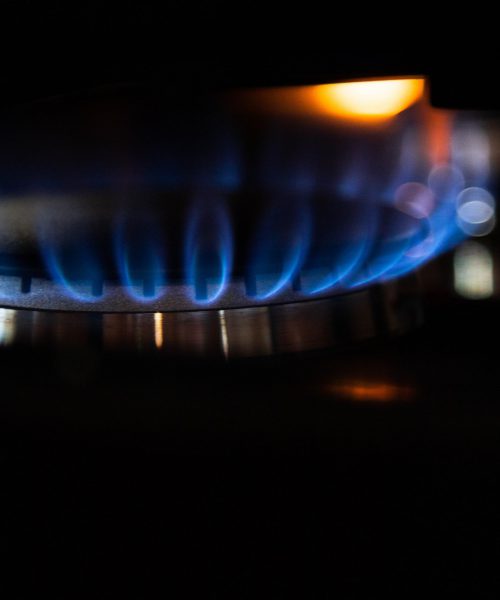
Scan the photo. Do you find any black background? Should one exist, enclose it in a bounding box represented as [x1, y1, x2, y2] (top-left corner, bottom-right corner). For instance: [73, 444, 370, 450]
[3, 302, 500, 596]
[1, 1, 499, 108]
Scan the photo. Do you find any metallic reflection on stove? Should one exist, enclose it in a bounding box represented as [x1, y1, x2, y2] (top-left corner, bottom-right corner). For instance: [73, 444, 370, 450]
[0, 279, 421, 357]
[326, 381, 415, 403]
[0, 308, 16, 346]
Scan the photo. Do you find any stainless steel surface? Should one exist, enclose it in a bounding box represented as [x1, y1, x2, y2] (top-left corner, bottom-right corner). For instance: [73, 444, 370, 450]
[0, 273, 396, 313]
[1, 278, 421, 357]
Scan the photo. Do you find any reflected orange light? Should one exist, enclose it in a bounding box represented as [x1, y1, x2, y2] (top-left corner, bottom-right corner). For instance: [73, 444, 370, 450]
[154, 312, 164, 349]
[425, 109, 453, 164]
[327, 381, 415, 403]
[313, 78, 425, 122]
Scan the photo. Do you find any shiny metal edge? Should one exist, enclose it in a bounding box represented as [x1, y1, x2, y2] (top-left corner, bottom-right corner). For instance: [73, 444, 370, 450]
[0, 274, 384, 312]
[0, 278, 422, 357]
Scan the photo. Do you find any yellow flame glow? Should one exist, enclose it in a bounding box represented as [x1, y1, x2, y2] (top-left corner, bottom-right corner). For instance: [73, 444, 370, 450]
[313, 78, 425, 122]
[231, 78, 426, 125]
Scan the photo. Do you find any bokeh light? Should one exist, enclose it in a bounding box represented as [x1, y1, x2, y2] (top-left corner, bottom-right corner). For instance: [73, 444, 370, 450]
[452, 125, 490, 184]
[395, 182, 435, 219]
[456, 187, 496, 237]
[454, 241, 494, 299]
[0, 308, 16, 345]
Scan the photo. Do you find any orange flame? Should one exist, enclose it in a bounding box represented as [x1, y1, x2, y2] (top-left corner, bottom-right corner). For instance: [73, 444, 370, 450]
[231, 78, 426, 125]
[312, 78, 425, 122]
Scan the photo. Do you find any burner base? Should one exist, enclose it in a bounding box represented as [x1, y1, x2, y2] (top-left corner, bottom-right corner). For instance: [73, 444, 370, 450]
[1, 277, 421, 357]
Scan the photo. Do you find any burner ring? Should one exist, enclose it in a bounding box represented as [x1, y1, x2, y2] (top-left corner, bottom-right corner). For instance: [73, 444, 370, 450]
[1, 278, 422, 357]
[0, 195, 429, 312]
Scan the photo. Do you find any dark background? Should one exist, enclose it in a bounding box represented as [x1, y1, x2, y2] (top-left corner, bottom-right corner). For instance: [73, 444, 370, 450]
[1, 1, 499, 108]
[3, 301, 500, 596]
[1, 3, 500, 597]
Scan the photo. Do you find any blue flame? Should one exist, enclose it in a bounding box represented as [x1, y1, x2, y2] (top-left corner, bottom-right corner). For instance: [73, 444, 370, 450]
[247, 198, 311, 300]
[382, 202, 466, 281]
[298, 201, 376, 295]
[25, 109, 493, 308]
[184, 199, 232, 304]
[348, 211, 430, 287]
[114, 213, 167, 302]
[378, 163, 469, 280]
[40, 234, 105, 303]
[299, 240, 368, 295]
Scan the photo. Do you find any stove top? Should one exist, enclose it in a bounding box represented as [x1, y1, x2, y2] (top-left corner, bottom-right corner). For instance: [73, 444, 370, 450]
[2, 16, 500, 594]
[2, 294, 500, 596]
[0, 79, 490, 360]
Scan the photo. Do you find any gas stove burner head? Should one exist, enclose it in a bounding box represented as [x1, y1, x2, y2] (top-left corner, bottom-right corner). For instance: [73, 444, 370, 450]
[1, 278, 421, 357]
[0, 77, 493, 319]
[0, 194, 429, 312]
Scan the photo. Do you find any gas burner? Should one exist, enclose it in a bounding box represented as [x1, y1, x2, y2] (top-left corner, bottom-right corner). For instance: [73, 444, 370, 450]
[0, 194, 429, 312]
[0, 78, 493, 354]
[1, 277, 421, 357]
